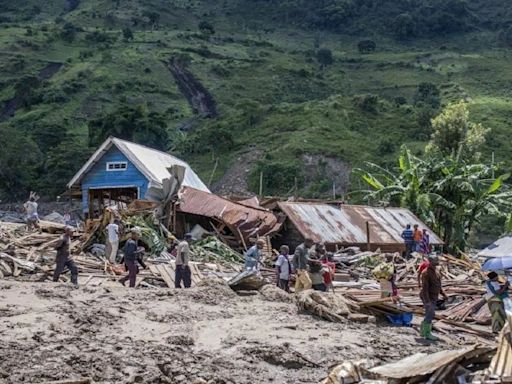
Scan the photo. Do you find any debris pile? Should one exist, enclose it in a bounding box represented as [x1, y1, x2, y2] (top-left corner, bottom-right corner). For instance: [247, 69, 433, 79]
[322, 345, 497, 384]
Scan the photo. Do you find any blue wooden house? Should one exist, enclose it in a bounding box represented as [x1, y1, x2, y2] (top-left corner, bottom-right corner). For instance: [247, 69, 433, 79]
[67, 137, 210, 216]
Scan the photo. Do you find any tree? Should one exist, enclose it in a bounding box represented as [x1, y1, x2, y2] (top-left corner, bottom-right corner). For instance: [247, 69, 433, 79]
[198, 21, 215, 39]
[143, 11, 159, 30]
[40, 135, 92, 197]
[357, 39, 376, 54]
[0, 125, 42, 200]
[122, 27, 134, 41]
[356, 146, 512, 253]
[316, 48, 333, 68]
[414, 82, 440, 109]
[393, 13, 415, 40]
[61, 22, 77, 42]
[426, 101, 489, 161]
[88, 105, 169, 150]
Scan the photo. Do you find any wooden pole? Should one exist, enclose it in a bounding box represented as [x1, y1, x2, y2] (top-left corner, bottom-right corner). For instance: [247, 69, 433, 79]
[332, 180, 336, 199]
[366, 221, 371, 251]
[259, 171, 263, 197]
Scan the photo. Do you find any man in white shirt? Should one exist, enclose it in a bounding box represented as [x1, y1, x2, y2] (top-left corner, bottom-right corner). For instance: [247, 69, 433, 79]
[106, 219, 120, 263]
[275, 245, 291, 292]
[175, 233, 192, 288]
[24, 196, 39, 230]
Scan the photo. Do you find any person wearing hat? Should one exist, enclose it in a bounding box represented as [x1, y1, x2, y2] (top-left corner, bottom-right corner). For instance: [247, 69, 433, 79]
[119, 227, 146, 287]
[53, 226, 78, 285]
[175, 233, 193, 288]
[419, 255, 447, 341]
[244, 239, 265, 271]
[485, 271, 510, 333]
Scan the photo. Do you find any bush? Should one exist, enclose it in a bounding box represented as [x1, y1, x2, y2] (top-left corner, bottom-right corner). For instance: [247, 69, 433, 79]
[357, 39, 376, 54]
[198, 21, 215, 37]
[393, 13, 416, 40]
[316, 48, 333, 68]
[353, 94, 379, 113]
[61, 22, 77, 42]
[414, 82, 440, 108]
[249, 160, 303, 195]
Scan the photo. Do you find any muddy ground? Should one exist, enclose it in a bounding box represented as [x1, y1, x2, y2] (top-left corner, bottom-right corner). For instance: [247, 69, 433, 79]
[0, 279, 451, 384]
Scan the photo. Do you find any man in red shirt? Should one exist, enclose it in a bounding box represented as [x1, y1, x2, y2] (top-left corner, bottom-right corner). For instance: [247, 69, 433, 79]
[417, 257, 430, 287]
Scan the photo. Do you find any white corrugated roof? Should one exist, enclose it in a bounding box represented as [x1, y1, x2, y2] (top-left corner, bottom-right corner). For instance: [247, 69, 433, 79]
[478, 235, 512, 258]
[67, 137, 210, 193]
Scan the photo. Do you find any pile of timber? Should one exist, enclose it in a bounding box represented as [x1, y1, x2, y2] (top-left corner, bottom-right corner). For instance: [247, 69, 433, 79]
[0, 222, 241, 287]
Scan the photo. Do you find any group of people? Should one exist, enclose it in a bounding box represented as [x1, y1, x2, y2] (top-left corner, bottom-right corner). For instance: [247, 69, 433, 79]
[244, 238, 336, 294]
[401, 224, 431, 259]
[48, 213, 193, 289]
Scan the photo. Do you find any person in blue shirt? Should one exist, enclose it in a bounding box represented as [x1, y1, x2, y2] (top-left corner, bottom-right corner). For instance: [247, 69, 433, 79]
[401, 224, 414, 259]
[244, 239, 265, 271]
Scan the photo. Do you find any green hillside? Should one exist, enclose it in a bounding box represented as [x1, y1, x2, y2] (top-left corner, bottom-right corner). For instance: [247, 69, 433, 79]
[1, 0, 512, 200]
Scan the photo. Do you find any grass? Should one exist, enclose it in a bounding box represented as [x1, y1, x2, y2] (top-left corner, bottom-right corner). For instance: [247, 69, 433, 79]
[1, 0, 512, 196]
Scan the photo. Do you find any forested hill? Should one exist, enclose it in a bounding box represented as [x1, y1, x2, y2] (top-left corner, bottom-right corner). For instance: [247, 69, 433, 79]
[1, 0, 512, 200]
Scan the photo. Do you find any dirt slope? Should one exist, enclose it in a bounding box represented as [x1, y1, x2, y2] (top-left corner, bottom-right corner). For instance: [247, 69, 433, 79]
[0, 280, 448, 384]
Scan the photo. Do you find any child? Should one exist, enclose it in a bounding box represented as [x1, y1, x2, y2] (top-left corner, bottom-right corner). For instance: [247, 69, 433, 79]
[275, 245, 292, 292]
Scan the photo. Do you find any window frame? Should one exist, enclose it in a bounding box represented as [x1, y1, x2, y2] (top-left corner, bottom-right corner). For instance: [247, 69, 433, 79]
[106, 161, 128, 172]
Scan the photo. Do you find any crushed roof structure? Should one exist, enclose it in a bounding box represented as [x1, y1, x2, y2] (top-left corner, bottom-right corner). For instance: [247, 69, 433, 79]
[67, 137, 210, 193]
[177, 187, 282, 240]
[478, 235, 512, 258]
[277, 202, 443, 247]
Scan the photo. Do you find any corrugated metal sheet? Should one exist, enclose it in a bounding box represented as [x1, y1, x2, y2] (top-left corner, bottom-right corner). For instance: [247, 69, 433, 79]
[178, 187, 281, 239]
[278, 202, 443, 246]
[478, 235, 512, 258]
[370, 346, 492, 379]
[68, 137, 210, 193]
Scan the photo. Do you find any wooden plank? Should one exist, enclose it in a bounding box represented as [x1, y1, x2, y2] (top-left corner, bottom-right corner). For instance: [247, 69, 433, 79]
[156, 264, 174, 288]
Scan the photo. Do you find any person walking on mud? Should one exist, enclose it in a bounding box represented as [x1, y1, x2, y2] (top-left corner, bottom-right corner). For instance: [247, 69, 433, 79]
[53, 226, 78, 285]
[293, 238, 313, 293]
[119, 228, 146, 288]
[175, 233, 193, 288]
[420, 255, 447, 341]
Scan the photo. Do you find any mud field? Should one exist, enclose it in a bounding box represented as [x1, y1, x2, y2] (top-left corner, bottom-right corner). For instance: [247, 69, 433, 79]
[0, 279, 450, 384]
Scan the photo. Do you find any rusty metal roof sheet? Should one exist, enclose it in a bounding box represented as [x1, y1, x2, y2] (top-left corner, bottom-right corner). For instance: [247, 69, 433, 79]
[277, 202, 443, 245]
[177, 187, 281, 239]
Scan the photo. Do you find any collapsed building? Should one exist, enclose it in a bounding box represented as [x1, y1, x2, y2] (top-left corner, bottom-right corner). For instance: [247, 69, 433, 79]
[67, 137, 442, 252]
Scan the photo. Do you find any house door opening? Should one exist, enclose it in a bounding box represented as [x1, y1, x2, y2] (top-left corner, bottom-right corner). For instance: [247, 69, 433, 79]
[88, 187, 139, 218]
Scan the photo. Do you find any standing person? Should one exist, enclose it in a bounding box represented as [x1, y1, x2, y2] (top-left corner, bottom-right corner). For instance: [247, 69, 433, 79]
[24, 196, 39, 231]
[373, 254, 397, 298]
[420, 255, 447, 341]
[106, 219, 120, 263]
[321, 253, 336, 292]
[119, 228, 145, 288]
[175, 233, 193, 289]
[292, 238, 314, 293]
[244, 239, 265, 271]
[308, 255, 327, 292]
[485, 272, 510, 333]
[275, 245, 292, 292]
[420, 229, 431, 255]
[417, 256, 430, 288]
[401, 224, 414, 259]
[413, 224, 423, 253]
[53, 226, 78, 285]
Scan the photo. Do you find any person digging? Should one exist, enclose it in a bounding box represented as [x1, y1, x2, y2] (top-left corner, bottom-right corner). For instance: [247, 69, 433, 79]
[419, 255, 447, 341]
